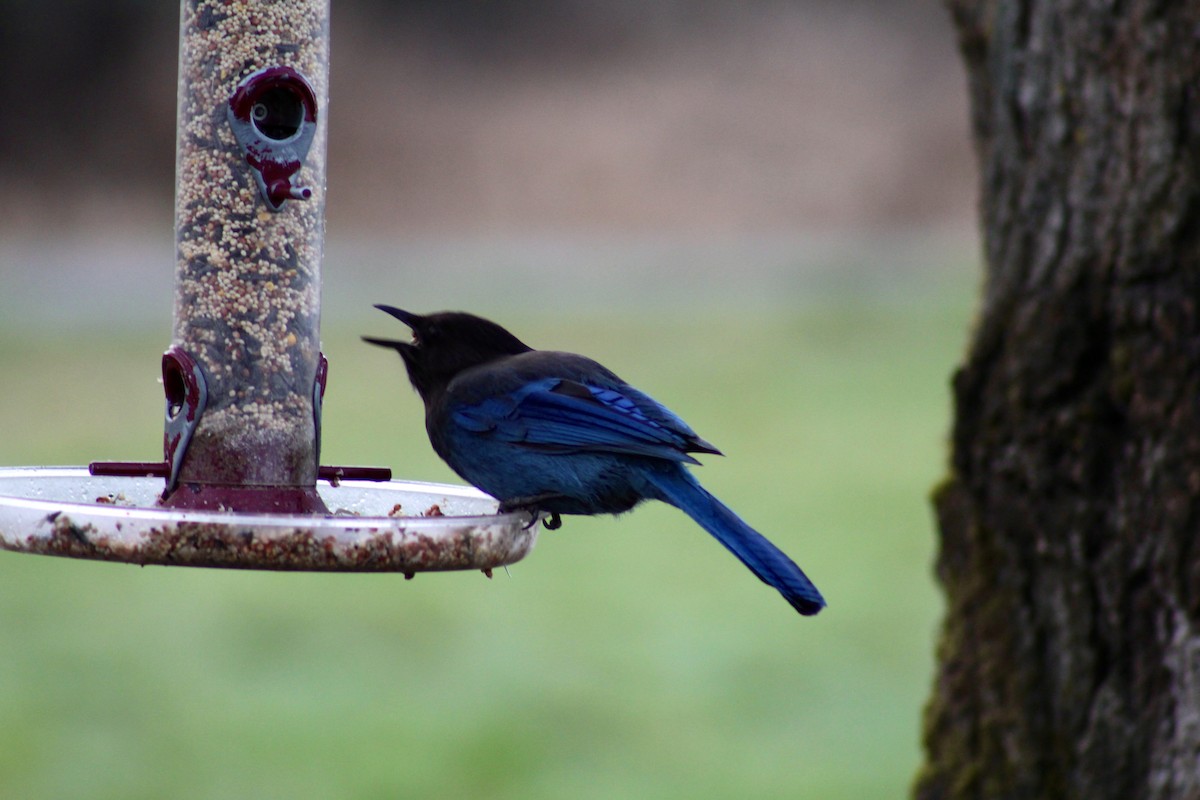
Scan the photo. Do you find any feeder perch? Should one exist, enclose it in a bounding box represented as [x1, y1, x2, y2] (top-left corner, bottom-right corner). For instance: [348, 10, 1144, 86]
[0, 0, 538, 573]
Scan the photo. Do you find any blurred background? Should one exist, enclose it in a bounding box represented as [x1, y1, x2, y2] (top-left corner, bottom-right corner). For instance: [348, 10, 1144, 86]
[0, 1, 977, 797]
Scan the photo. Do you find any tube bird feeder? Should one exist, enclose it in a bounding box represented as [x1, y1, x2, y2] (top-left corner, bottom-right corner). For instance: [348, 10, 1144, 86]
[0, 0, 537, 574]
[165, 0, 332, 512]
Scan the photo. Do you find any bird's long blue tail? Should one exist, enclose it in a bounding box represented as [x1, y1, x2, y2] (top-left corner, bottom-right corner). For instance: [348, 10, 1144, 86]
[643, 467, 825, 616]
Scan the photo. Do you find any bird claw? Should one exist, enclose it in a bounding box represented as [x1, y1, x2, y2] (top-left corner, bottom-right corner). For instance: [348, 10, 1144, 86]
[500, 494, 564, 531]
[516, 511, 560, 531]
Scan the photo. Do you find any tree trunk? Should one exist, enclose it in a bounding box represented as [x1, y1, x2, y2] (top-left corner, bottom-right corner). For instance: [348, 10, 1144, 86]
[918, 2, 1200, 798]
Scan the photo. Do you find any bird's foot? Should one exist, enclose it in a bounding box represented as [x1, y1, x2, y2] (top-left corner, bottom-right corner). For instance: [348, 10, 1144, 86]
[499, 494, 565, 531]
[515, 511, 561, 531]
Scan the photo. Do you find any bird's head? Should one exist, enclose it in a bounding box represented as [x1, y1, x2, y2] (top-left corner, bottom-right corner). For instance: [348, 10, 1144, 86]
[363, 306, 533, 399]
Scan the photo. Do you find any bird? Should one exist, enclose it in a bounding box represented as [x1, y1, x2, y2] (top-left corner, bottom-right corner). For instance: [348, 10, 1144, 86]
[363, 305, 825, 616]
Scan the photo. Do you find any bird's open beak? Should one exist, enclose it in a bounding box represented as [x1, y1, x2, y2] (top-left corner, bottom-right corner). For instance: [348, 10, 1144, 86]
[361, 334, 413, 353]
[374, 304, 422, 330]
[373, 304, 424, 344]
[362, 305, 423, 353]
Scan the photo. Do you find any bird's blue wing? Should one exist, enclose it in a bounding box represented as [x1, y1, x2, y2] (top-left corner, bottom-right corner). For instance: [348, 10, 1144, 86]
[452, 377, 715, 464]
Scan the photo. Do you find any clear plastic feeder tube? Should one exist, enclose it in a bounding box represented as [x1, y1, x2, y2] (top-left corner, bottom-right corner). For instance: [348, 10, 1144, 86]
[172, 0, 330, 493]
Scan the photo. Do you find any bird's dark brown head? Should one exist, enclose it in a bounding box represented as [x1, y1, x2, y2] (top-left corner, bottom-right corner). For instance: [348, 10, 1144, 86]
[363, 305, 533, 400]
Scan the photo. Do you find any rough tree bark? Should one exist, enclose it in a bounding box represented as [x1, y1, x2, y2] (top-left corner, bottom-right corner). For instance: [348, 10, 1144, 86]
[917, 2, 1200, 798]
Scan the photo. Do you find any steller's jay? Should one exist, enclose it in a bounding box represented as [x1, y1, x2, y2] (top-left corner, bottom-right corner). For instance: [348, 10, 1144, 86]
[363, 305, 825, 616]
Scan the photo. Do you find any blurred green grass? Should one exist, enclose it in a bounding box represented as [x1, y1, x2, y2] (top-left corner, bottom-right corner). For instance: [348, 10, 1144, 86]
[0, 290, 970, 799]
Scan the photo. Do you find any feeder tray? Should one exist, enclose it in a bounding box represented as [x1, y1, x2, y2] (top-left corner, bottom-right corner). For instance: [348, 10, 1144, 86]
[0, 0, 541, 576]
[0, 468, 536, 574]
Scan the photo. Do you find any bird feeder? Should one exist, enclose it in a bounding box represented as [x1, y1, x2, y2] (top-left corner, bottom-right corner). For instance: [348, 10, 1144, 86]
[0, 0, 537, 574]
